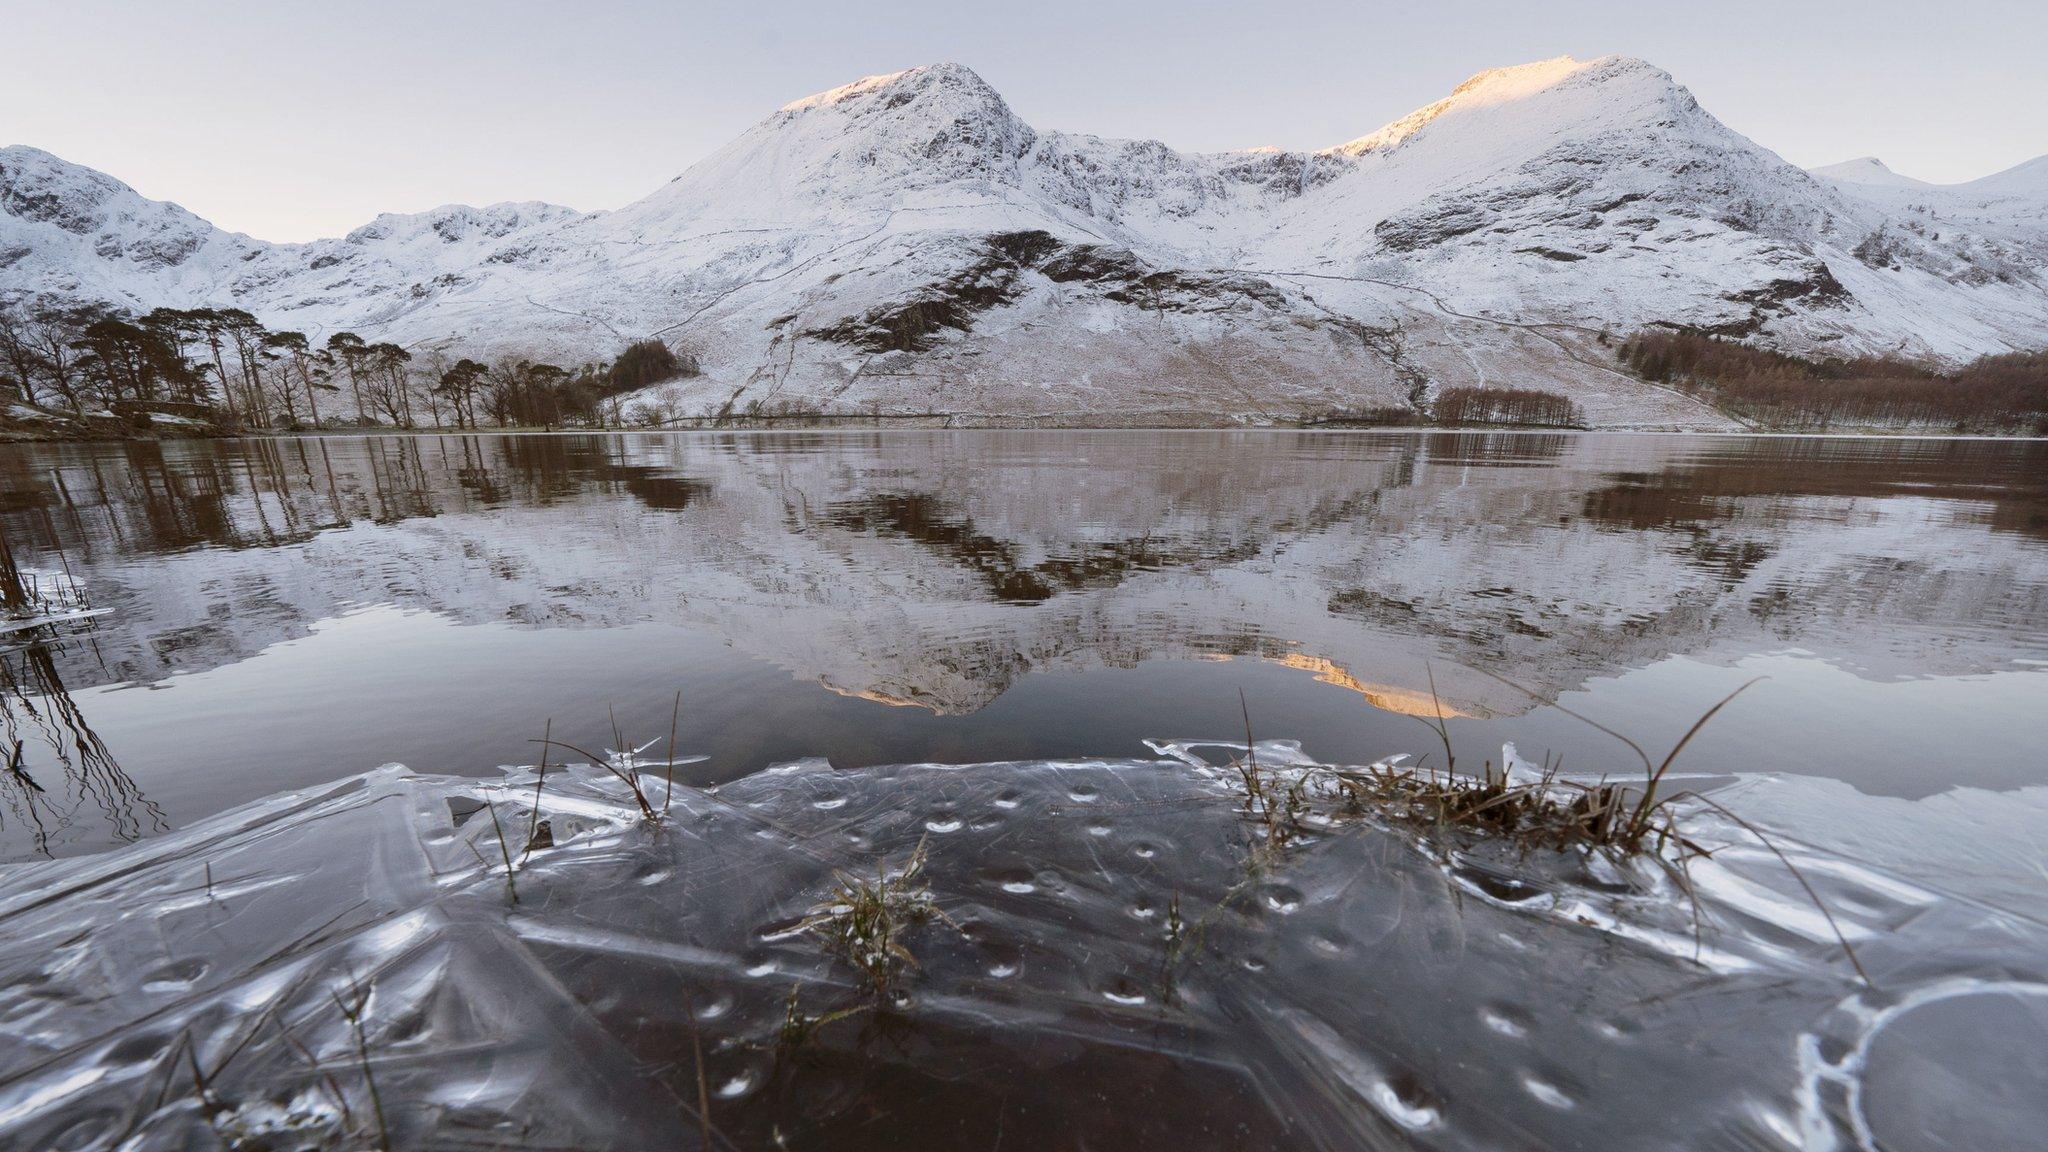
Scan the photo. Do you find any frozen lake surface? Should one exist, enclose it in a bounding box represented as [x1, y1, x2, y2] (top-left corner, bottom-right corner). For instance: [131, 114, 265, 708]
[1, 430, 2044, 1147]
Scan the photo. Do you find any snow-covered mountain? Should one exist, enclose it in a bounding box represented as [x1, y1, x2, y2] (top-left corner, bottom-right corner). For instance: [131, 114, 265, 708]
[1809, 152, 2048, 292]
[6, 55, 2047, 427]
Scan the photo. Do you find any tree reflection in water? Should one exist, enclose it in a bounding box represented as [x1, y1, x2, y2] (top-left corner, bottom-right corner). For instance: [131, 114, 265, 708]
[1, 529, 162, 856]
[0, 431, 2042, 858]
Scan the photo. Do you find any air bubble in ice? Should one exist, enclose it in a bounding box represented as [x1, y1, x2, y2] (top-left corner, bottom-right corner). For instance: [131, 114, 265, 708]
[1523, 1077, 1574, 1110]
[1481, 1007, 1528, 1039]
[1261, 885, 1303, 914]
[1370, 1070, 1442, 1132]
[140, 959, 207, 993]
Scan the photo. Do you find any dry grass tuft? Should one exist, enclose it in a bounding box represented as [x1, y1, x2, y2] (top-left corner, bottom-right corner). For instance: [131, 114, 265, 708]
[1227, 671, 1875, 987]
[800, 837, 956, 997]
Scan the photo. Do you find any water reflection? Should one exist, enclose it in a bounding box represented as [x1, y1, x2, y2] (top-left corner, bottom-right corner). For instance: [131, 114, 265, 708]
[1, 531, 162, 855]
[0, 430, 2043, 858]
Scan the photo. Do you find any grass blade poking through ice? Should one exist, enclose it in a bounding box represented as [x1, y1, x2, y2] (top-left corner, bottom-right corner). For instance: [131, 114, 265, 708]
[522, 718, 551, 864]
[484, 801, 518, 905]
[530, 734, 658, 821]
[665, 689, 681, 816]
[1686, 793, 1875, 988]
[332, 976, 392, 1152]
[1626, 677, 1763, 841]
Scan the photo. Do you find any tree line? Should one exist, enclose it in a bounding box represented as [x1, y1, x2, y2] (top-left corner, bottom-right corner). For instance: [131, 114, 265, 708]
[1433, 386, 1584, 428]
[1304, 386, 1584, 428]
[1620, 331, 2048, 433]
[0, 300, 696, 432]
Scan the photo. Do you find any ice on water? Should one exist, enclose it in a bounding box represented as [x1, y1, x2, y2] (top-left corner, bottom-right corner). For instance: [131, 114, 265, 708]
[1, 744, 2043, 1150]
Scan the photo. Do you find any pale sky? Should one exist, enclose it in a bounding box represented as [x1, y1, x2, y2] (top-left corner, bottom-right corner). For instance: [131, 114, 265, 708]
[4, 0, 2042, 243]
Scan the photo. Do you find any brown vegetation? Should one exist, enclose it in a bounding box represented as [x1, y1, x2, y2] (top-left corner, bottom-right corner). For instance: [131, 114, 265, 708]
[1621, 330, 2048, 432]
[1434, 386, 1584, 428]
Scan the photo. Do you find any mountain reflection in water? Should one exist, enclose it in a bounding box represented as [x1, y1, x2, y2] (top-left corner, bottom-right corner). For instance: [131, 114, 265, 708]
[0, 430, 2043, 859]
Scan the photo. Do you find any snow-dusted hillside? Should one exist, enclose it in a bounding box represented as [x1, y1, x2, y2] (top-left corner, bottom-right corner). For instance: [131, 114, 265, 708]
[1810, 152, 2048, 288]
[5, 55, 2047, 427]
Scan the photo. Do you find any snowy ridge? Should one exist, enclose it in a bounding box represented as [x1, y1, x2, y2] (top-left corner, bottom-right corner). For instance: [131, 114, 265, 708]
[1809, 157, 1935, 189]
[5, 55, 2047, 426]
[1325, 56, 1599, 157]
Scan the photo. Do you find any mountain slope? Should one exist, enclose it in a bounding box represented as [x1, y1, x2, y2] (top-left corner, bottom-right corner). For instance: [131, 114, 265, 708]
[5, 56, 2046, 428]
[0, 145, 260, 312]
[1811, 149, 2048, 294]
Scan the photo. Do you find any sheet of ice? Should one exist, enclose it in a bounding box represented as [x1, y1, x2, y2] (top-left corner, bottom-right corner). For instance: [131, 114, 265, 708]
[1, 748, 2042, 1150]
[0, 568, 104, 636]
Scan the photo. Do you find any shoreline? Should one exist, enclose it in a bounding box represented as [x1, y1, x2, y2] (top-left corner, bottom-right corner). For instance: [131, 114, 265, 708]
[6, 419, 2047, 445]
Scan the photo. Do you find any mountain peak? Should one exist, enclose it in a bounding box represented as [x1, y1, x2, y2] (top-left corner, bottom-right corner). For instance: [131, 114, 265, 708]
[1448, 54, 1599, 98]
[1, 145, 138, 228]
[1325, 54, 1671, 157]
[624, 62, 1030, 225]
[763, 61, 1028, 160]
[778, 62, 1006, 115]
[2, 142, 232, 261]
[1810, 156, 1932, 188]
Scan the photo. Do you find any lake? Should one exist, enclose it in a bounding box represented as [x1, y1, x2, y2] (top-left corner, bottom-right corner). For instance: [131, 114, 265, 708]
[5, 429, 2048, 1150]
[1, 429, 2044, 861]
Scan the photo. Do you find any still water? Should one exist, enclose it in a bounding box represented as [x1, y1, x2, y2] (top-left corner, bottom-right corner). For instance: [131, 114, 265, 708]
[1, 430, 2044, 862]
